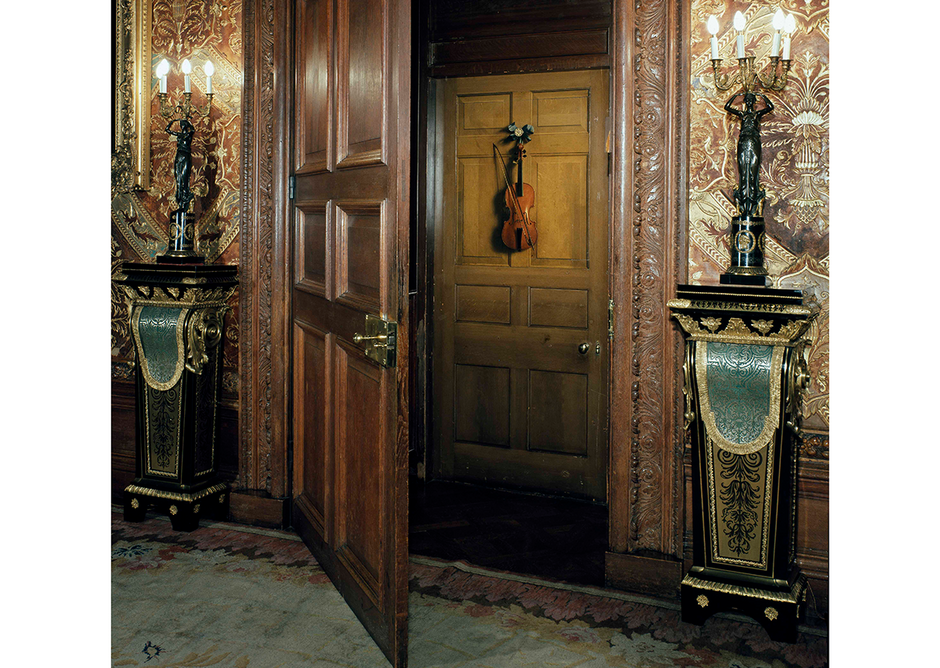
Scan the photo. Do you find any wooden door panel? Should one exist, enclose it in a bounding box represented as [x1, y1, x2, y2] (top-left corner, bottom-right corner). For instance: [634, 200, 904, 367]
[335, 201, 385, 312]
[296, 0, 333, 175]
[528, 288, 589, 329]
[455, 285, 512, 325]
[334, 343, 386, 606]
[458, 93, 512, 133]
[530, 155, 588, 266]
[291, 0, 409, 665]
[337, 0, 387, 167]
[533, 89, 590, 132]
[293, 322, 331, 539]
[294, 202, 330, 297]
[456, 158, 508, 265]
[528, 369, 589, 456]
[453, 363, 511, 447]
[437, 70, 608, 500]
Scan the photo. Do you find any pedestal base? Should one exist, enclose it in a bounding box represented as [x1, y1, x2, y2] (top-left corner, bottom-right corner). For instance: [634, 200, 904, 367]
[123, 482, 230, 532]
[681, 572, 807, 643]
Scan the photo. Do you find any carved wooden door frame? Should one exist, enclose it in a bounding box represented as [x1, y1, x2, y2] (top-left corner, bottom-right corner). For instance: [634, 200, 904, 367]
[239, 0, 690, 599]
[604, 0, 690, 595]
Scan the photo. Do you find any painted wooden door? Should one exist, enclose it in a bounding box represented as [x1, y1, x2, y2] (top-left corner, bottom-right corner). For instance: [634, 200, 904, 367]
[434, 70, 609, 501]
[289, 0, 411, 665]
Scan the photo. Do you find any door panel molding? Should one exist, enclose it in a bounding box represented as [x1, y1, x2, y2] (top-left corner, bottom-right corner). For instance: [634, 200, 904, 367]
[336, 0, 388, 169]
[292, 321, 331, 539]
[334, 200, 387, 314]
[295, 0, 334, 175]
[293, 201, 331, 298]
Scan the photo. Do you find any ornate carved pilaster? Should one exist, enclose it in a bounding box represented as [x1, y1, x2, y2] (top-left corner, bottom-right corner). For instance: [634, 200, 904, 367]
[239, 0, 291, 498]
[608, 0, 688, 586]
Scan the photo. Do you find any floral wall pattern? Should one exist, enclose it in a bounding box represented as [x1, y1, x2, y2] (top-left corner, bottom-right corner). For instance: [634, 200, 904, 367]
[689, 0, 829, 446]
[112, 0, 243, 398]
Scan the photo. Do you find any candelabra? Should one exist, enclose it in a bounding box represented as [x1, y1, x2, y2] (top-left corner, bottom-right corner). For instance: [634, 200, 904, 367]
[707, 9, 795, 286]
[154, 57, 214, 264]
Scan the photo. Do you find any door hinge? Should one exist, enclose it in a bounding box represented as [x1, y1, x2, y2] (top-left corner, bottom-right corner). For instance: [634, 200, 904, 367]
[353, 314, 398, 368]
[289, 175, 296, 200]
[608, 299, 614, 340]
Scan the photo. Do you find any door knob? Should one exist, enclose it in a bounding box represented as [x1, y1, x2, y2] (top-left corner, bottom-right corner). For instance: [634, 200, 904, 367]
[578, 342, 590, 355]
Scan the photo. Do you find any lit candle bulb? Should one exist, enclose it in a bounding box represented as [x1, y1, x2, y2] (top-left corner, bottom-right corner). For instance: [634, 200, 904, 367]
[771, 8, 784, 58]
[204, 60, 215, 94]
[733, 11, 746, 59]
[782, 13, 795, 60]
[707, 15, 720, 60]
[182, 58, 192, 93]
[156, 58, 170, 94]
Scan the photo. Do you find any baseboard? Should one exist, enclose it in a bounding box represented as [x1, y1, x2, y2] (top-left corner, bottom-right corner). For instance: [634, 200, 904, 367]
[229, 490, 291, 529]
[605, 551, 684, 600]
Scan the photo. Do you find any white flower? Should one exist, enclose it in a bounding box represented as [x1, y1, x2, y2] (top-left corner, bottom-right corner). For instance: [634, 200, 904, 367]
[514, 128, 523, 137]
[608, 632, 690, 666]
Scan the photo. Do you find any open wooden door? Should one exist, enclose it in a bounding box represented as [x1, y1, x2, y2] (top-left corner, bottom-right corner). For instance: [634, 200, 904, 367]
[289, 0, 411, 665]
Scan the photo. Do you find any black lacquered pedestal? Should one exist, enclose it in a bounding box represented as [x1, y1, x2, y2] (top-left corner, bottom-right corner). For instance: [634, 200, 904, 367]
[668, 284, 817, 642]
[115, 262, 237, 531]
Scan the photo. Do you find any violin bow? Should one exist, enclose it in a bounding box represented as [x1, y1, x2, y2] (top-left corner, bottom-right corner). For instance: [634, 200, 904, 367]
[492, 143, 535, 248]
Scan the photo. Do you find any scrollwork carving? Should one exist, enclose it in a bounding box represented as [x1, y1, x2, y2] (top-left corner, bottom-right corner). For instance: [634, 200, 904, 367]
[239, 0, 280, 493]
[626, 0, 685, 554]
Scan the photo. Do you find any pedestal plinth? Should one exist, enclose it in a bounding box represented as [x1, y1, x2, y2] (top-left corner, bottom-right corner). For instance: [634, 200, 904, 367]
[157, 211, 201, 264]
[115, 262, 237, 531]
[721, 216, 768, 286]
[668, 284, 817, 642]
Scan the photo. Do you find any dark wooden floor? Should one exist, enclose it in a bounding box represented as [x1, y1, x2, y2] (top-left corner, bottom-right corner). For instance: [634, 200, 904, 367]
[408, 478, 608, 587]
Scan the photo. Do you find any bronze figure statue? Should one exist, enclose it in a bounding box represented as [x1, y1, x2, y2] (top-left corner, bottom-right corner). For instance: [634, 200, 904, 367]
[724, 92, 773, 218]
[166, 118, 196, 214]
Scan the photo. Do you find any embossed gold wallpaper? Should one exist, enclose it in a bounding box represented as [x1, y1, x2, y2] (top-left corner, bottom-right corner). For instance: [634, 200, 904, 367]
[689, 0, 829, 449]
[112, 0, 243, 398]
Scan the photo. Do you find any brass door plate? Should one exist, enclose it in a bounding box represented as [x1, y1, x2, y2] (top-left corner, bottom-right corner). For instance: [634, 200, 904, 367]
[354, 314, 397, 368]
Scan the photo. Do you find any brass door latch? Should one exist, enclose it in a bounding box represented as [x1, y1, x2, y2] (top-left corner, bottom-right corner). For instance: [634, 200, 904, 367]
[353, 314, 397, 367]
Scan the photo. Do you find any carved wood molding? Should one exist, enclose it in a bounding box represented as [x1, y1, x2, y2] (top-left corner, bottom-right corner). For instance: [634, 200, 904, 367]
[609, 0, 688, 561]
[239, 0, 290, 496]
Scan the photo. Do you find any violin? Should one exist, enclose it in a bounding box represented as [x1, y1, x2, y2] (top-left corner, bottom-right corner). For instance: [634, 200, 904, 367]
[497, 124, 538, 251]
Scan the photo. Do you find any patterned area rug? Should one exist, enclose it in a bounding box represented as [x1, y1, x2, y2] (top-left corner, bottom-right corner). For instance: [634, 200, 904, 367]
[112, 512, 827, 667]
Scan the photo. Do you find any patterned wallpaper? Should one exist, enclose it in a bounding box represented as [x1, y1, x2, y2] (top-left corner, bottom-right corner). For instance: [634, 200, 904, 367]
[111, 0, 243, 397]
[689, 0, 829, 440]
